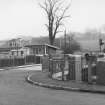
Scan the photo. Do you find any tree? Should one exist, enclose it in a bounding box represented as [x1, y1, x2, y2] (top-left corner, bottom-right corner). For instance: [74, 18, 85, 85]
[39, 0, 71, 45]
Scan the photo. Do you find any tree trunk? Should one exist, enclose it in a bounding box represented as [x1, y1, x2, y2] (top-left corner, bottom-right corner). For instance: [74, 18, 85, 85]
[49, 37, 55, 45]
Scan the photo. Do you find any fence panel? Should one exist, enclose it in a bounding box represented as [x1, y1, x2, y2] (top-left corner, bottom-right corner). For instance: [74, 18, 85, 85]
[0, 55, 41, 67]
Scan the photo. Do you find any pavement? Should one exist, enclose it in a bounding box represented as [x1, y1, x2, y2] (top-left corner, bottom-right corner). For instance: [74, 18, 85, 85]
[27, 71, 105, 94]
[0, 64, 42, 71]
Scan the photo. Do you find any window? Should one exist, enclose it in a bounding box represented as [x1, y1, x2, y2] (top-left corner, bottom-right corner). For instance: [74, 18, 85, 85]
[33, 48, 41, 55]
[39, 48, 41, 52]
[33, 48, 35, 54]
[15, 43, 17, 47]
[9, 43, 12, 47]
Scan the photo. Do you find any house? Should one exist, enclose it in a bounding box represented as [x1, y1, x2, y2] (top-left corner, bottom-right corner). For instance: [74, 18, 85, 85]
[25, 44, 60, 56]
[0, 38, 31, 58]
[24, 44, 60, 64]
[10, 47, 30, 58]
[8, 38, 31, 49]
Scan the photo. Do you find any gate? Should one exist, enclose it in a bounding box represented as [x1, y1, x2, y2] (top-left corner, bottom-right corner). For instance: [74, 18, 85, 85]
[82, 67, 88, 82]
[50, 57, 65, 74]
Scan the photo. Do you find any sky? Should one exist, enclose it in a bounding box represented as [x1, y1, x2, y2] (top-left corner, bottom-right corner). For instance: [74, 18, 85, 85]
[0, 0, 105, 40]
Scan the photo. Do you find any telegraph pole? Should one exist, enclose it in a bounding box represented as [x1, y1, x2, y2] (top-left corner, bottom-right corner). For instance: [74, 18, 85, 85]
[69, 36, 70, 48]
[64, 29, 67, 53]
[59, 38, 62, 48]
[62, 29, 67, 81]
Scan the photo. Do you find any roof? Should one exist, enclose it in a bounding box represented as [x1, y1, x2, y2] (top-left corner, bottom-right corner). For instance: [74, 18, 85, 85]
[45, 44, 60, 49]
[25, 44, 60, 50]
[11, 47, 27, 52]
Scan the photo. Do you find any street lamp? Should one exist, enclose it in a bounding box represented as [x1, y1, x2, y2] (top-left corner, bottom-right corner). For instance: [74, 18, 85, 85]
[64, 29, 67, 54]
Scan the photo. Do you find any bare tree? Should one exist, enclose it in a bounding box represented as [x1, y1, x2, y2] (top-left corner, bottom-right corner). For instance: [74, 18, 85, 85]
[39, 0, 71, 45]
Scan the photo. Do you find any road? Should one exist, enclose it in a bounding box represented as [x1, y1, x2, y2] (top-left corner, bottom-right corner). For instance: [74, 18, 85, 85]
[0, 69, 105, 105]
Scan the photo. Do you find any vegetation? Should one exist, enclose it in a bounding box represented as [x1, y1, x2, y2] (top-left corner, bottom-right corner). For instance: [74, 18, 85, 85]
[60, 34, 81, 54]
[61, 41, 81, 54]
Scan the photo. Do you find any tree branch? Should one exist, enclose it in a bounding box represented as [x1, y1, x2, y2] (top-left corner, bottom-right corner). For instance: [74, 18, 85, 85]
[39, 0, 71, 45]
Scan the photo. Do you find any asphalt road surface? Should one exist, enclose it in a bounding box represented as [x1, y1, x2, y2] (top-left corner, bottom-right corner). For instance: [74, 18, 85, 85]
[0, 69, 105, 105]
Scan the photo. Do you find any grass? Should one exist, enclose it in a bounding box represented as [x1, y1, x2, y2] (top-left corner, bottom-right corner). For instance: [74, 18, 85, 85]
[30, 71, 105, 93]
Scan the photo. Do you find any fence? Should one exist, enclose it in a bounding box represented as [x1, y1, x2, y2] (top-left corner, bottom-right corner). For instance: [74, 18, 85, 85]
[82, 67, 88, 82]
[51, 58, 65, 73]
[48, 54, 97, 82]
[0, 55, 41, 67]
[82, 65, 96, 82]
[49, 56, 82, 81]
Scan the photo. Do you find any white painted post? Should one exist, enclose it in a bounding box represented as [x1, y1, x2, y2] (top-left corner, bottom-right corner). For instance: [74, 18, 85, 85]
[75, 55, 82, 82]
[44, 45, 47, 55]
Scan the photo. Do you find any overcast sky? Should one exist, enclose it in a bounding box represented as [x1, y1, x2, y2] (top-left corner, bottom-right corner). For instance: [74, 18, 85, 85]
[0, 0, 105, 40]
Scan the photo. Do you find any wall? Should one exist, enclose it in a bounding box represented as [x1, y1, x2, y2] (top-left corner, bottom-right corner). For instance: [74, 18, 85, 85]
[47, 46, 56, 55]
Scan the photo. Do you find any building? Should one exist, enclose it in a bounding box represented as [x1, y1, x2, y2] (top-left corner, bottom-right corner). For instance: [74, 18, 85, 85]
[9, 44, 59, 64]
[9, 44, 59, 59]
[10, 47, 29, 58]
[0, 48, 10, 58]
[0, 38, 31, 58]
[25, 44, 59, 56]
[0, 37, 60, 59]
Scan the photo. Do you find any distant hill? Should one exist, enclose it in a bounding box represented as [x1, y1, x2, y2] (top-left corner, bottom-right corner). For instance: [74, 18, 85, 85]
[74, 32, 105, 51]
[31, 36, 50, 45]
[0, 40, 9, 48]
